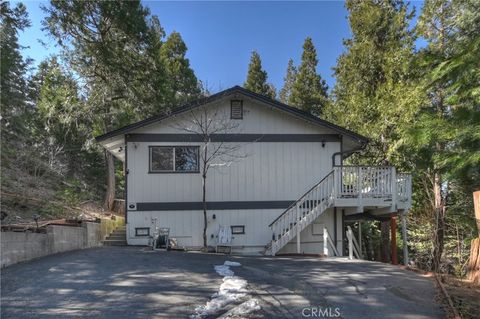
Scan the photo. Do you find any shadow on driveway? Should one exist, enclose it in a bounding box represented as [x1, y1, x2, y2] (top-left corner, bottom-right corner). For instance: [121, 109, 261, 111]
[1, 247, 444, 318]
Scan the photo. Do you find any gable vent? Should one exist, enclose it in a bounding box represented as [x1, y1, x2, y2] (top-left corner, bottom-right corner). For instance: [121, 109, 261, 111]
[230, 100, 243, 119]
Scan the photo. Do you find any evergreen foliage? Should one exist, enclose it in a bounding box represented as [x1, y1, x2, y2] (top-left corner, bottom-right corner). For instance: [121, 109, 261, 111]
[279, 59, 297, 104]
[244, 51, 276, 98]
[289, 37, 328, 114]
[0, 2, 32, 136]
[160, 31, 201, 106]
[1, 0, 478, 277]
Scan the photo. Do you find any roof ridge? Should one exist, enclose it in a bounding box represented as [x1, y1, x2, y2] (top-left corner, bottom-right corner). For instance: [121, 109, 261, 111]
[95, 86, 369, 143]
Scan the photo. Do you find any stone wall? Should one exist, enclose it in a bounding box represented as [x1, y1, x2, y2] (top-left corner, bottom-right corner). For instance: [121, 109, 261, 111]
[1, 216, 124, 268]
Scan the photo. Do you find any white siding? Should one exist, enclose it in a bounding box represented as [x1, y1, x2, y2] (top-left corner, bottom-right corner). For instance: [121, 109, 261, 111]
[127, 141, 338, 203]
[133, 98, 333, 135]
[128, 209, 282, 252]
[125, 97, 342, 254]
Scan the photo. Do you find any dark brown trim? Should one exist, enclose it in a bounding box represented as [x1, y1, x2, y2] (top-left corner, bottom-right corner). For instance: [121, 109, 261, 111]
[135, 201, 294, 211]
[128, 133, 342, 143]
[95, 86, 369, 144]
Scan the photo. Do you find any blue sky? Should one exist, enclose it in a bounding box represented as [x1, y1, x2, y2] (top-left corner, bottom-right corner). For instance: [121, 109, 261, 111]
[18, 1, 424, 93]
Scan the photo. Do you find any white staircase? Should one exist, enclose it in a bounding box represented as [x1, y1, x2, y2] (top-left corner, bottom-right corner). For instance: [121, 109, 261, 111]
[264, 166, 412, 256]
[266, 171, 335, 256]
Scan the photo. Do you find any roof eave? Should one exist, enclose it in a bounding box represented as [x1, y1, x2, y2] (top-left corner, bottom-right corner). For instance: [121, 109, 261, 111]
[95, 86, 370, 145]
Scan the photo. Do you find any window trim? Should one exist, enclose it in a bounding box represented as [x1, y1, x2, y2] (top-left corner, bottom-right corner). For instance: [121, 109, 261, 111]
[231, 225, 245, 235]
[230, 100, 243, 119]
[148, 145, 200, 174]
[135, 227, 150, 237]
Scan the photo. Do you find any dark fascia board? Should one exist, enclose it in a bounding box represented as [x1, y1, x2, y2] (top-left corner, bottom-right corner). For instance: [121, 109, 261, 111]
[95, 86, 369, 144]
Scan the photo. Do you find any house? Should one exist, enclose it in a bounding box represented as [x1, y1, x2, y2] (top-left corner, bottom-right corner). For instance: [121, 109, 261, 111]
[96, 86, 412, 256]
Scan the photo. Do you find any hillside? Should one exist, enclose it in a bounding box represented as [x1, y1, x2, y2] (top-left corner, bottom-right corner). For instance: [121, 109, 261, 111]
[1, 139, 108, 224]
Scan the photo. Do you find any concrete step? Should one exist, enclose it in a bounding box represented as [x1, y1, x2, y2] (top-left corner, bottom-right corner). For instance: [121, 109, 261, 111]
[103, 240, 127, 246]
[111, 231, 126, 235]
[107, 235, 126, 240]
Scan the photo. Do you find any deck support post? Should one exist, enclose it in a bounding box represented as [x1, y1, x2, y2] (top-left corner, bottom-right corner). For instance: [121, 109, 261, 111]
[347, 227, 353, 260]
[391, 214, 398, 265]
[357, 167, 363, 213]
[323, 227, 328, 256]
[390, 167, 397, 213]
[296, 205, 301, 254]
[401, 211, 409, 265]
[358, 221, 362, 257]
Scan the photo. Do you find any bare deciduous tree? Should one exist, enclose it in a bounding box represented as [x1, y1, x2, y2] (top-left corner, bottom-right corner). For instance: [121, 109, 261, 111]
[174, 103, 246, 249]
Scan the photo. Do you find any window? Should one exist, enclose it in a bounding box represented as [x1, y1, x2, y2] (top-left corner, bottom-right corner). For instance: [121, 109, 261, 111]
[231, 225, 245, 234]
[135, 227, 150, 237]
[230, 100, 243, 119]
[149, 146, 199, 173]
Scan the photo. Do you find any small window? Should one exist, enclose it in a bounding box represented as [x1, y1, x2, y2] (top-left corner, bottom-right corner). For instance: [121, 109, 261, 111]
[230, 100, 243, 119]
[149, 146, 199, 173]
[135, 227, 150, 237]
[231, 225, 245, 234]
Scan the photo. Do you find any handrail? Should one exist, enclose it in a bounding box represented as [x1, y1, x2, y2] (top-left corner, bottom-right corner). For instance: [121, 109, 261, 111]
[333, 165, 393, 168]
[346, 226, 362, 259]
[269, 171, 334, 227]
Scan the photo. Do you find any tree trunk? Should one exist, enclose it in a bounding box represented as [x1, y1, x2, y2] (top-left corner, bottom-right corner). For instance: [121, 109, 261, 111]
[103, 151, 115, 211]
[202, 145, 208, 249]
[432, 172, 445, 272]
[380, 220, 391, 263]
[202, 172, 207, 249]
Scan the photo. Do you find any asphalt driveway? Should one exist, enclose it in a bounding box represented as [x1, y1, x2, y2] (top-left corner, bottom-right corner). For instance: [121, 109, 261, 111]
[1, 247, 444, 318]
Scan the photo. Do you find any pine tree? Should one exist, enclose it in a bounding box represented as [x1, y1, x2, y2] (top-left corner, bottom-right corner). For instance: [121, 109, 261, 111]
[243, 51, 275, 98]
[160, 31, 201, 106]
[279, 59, 297, 103]
[327, 0, 417, 264]
[289, 37, 328, 113]
[403, 0, 480, 271]
[328, 0, 417, 164]
[43, 0, 161, 210]
[34, 57, 87, 174]
[0, 2, 31, 135]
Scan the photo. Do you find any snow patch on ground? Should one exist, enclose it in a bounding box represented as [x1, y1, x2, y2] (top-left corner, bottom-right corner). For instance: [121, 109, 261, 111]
[190, 261, 260, 319]
[214, 265, 234, 277]
[219, 299, 262, 319]
[223, 261, 241, 267]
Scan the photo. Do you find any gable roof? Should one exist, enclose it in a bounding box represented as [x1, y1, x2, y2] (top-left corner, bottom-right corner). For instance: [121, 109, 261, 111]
[95, 85, 369, 144]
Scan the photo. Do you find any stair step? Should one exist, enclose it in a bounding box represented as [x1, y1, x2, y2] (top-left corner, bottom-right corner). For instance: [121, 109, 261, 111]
[103, 240, 127, 246]
[107, 235, 126, 240]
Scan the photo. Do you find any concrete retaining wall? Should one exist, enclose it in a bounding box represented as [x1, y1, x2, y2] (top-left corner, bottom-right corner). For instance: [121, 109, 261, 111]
[1, 217, 124, 268]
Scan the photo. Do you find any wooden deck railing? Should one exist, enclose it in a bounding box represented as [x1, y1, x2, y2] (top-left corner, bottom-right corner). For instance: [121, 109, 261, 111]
[334, 166, 395, 199]
[266, 166, 412, 256]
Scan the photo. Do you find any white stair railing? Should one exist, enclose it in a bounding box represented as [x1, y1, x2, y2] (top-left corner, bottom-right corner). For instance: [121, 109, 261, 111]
[266, 172, 335, 256]
[323, 227, 339, 257]
[346, 226, 363, 260]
